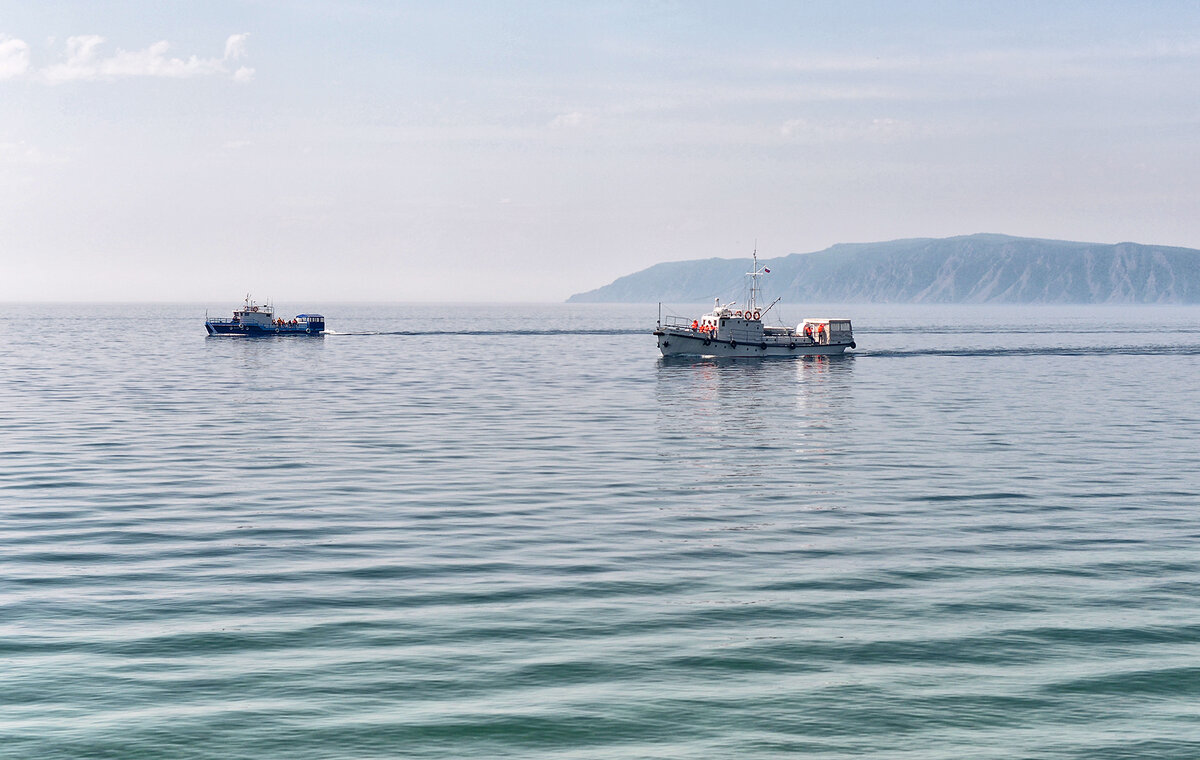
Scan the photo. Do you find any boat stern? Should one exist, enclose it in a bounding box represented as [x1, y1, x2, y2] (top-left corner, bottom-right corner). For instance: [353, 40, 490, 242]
[296, 314, 325, 334]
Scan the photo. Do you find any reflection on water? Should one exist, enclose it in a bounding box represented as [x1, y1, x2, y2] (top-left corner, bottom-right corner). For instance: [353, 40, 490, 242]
[654, 356, 856, 482]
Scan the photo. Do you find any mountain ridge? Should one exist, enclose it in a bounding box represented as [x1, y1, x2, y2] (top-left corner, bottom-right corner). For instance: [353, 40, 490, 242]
[567, 234, 1200, 303]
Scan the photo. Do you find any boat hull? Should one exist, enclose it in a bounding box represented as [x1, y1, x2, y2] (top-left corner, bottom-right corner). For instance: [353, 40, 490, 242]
[206, 322, 323, 336]
[654, 330, 852, 358]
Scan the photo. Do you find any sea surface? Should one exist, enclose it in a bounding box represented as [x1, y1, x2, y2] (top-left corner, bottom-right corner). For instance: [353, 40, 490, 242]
[3, 302, 1200, 759]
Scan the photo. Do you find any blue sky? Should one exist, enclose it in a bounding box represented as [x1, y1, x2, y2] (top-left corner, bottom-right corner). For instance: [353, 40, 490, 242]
[3, 1, 1200, 301]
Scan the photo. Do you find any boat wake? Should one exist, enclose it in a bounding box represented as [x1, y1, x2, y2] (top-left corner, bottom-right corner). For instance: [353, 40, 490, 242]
[324, 331, 1200, 356]
[860, 344, 1200, 358]
[323, 328, 648, 337]
[871, 326, 1200, 335]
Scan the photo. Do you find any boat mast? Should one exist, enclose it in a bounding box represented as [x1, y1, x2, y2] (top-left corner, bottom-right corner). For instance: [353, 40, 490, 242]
[747, 243, 766, 312]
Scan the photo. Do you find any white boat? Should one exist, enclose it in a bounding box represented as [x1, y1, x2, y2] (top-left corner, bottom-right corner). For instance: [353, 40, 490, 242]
[653, 250, 855, 358]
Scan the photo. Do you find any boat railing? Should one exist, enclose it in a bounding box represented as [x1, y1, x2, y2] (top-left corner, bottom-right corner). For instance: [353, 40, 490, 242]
[663, 321, 724, 339]
[662, 315, 698, 329]
[205, 317, 310, 327]
[662, 318, 849, 345]
[664, 322, 821, 344]
[721, 326, 820, 344]
[663, 316, 766, 337]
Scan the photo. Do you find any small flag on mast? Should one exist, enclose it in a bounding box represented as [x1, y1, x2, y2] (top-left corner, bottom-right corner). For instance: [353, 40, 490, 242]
[763, 267, 771, 273]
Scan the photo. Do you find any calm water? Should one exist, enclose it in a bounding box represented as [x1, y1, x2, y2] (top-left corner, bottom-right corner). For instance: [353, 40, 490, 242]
[3, 303, 1200, 759]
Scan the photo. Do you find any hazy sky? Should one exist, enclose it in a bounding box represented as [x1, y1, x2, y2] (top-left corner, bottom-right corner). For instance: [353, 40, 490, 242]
[3, 1, 1200, 301]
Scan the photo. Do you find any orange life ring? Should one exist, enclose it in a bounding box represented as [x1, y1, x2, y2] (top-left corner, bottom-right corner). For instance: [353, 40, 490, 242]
[752, 311, 761, 320]
[735, 310, 743, 318]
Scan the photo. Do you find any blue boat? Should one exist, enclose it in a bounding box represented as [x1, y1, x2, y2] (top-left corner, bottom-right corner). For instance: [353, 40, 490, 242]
[205, 295, 325, 336]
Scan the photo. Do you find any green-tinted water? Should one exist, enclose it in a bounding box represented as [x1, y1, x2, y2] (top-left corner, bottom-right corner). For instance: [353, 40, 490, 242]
[3, 303, 1200, 758]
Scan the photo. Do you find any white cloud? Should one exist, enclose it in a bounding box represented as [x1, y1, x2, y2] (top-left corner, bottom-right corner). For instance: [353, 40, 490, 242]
[780, 116, 914, 143]
[779, 118, 808, 137]
[549, 111, 584, 129]
[66, 34, 103, 63]
[768, 53, 916, 74]
[224, 33, 249, 61]
[41, 34, 105, 81]
[31, 33, 252, 84]
[0, 140, 61, 165]
[0, 36, 31, 79]
[109, 41, 226, 78]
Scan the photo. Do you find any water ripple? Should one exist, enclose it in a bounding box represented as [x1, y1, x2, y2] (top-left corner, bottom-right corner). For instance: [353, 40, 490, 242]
[3, 303, 1200, 758]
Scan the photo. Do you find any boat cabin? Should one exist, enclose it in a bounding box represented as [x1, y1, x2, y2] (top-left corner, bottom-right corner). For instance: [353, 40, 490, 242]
[295, 314, 325, 331]
[233, 302, 275, 327]
[800, 319, 853, 344]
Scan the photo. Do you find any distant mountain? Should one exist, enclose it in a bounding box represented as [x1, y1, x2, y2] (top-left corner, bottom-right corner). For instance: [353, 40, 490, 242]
[567, 234, 1200, 303]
